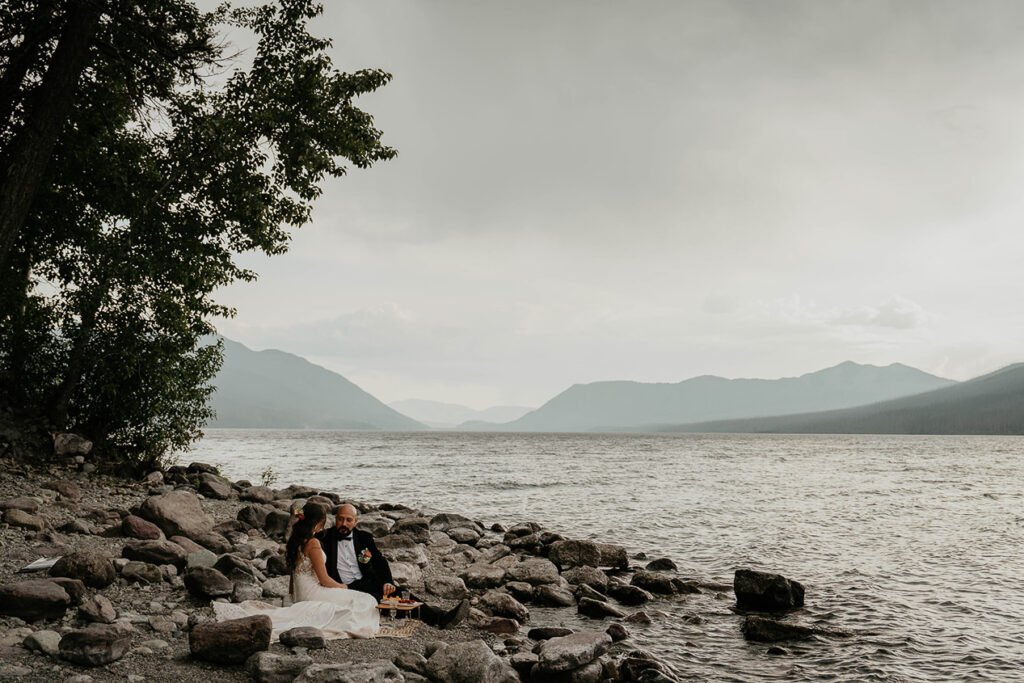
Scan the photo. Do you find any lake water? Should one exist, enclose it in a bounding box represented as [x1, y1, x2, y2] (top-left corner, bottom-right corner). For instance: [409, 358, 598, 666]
[188, 430, 1024, 681]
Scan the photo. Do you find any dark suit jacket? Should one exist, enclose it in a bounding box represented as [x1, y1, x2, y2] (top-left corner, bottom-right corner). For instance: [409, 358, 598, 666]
[316, 526, 393, 589]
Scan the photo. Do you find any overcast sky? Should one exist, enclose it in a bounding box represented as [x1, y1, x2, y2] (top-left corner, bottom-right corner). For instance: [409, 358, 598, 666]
[213, 0, 1024, 409]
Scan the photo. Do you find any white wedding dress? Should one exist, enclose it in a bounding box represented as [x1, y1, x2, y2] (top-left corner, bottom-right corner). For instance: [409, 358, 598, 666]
[212, 545, 379, 640]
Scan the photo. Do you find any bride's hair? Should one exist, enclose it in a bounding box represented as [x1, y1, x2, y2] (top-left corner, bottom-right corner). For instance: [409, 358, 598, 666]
[285, 503, 327, 570]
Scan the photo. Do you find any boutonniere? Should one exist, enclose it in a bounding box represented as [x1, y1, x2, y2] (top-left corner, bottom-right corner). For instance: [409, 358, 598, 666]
[358, 549, 372, 564]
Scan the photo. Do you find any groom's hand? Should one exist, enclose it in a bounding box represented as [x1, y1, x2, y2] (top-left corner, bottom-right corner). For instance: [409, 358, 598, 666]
[382, 583, 396, 597]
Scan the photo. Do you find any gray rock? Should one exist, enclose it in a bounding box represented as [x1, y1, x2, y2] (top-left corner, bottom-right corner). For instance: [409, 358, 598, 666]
[280, 626, 327, 649]
[262, 576, 291, 598]
[246, 651, 314, 683]
[0, 579, 71, 620]
[121, 561, 163, 585]
[459, 563, 506, 589]
[425, 639, 519, 683]
[189, 614, 272, 664]
[476, 616, 520, 635]
[140, 490, 214, 539]
[43, 479, 82, 501]
[536, 631, 611, 673]
[389, 561, 423, 590]
[148, 615, 177, 633]
[561, 566, 609, 592]
[428, 513, 478, 532]
[24, 629, 62, 656]
[186, 548, 218, 569]
[79, 594, 117, 624]
[264, 510, 292, 538]
[49, 551, 116, 589]
[624, 611, 653, 625]
[733, 569, 805, 611]
[446, 527, 482, 546]
[528, 626, 574, 640]
[238, 504, 271, 530]
[577, 597, 626, 619]
[294, 660, 404, 682]
[548, 540, 602, 568]
[534, 584, 576, 607]
[184, 566, 233, 599]
[240, 486, 276, 504]
[390, 517, 432, 543]
[645, 558, 677, 571]
[122, 539, 187, 568]
[193, 531, 233, 554]
[197, 472, 233, 500]
[393, 650, 428, 675]
[504, 581, 534, 602]
[506, 532, 542, 553]
[59, 624, 133, 666]
[425, 575, 469, 599]
[54, 432, 92, 455]
[630, 571, 676, 595]
[477, 544, 511, 564]
[480, 591, 530, 622]
[4, 509, 45, 531]
[505, 558, 559, 586]
[741, 615, 831, 642]
[510, 651, 539, 677]
[607, 623, 629, 641]
[169, 535, 205, 554]
[607, 583, 654, 606]
[618, 651, 673, 681]
[0, 496, 39, 513]
[214, 553, 259, 584]
[595, 543, 629, 569]
[233, 582, 264, 602]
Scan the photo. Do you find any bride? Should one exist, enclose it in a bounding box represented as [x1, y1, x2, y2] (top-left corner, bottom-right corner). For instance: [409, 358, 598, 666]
[213, 503, 379, 640]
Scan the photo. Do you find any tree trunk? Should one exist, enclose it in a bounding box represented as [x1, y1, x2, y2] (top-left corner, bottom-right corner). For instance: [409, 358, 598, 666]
[0, 2, 60, 129]
[0, 0, 101, 274]
[48, 277, 109, 430]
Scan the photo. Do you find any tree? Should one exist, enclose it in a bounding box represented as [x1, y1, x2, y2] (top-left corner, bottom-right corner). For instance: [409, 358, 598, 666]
[0, 0, 395, 471]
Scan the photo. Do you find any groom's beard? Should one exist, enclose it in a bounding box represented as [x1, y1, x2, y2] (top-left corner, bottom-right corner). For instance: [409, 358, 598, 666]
[336, 523, 353, 536]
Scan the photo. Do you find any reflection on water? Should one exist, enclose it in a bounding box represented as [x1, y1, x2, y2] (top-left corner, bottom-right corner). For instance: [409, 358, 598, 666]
[189, 431, 1024, 681]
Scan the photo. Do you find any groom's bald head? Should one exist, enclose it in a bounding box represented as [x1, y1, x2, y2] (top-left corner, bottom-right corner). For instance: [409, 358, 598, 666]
[334, 504, 358, 533]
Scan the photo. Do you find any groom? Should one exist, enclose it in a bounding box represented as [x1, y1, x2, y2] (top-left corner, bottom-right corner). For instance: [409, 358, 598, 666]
[317, 503, 468, 628]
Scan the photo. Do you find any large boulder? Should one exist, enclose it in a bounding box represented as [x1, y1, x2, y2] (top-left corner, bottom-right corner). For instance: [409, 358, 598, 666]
[196, 472, 233, 500]
[294, 661, 404, 682]
[607, 583, 653, 606]
[630, 571, 676, 595]
[577, 597, 626, 619]
[263, 509, 292, 538]
[0, 579, 74, 620]
[43, 479, 82, 501]
[247, 652, 314, 683]
[595, 543, 629, 569]
[459, 563, 506, 589]
[426, 575, 470, 599]
[53, 433, 92, 456]
[49, 551, 116, 589]
[390, 517, 432, 544]
[189, 615, 272, 664]
[59, 624, 132, 666]
[4, 508, 45, 531]
[240, 486, 276, 504]
[479, 591, 530, 623]
[214, 554, 259, 584]
[140, 490, 214, 539]
[505, 558, 560, 586]
[122, 539, 187, 568]
[424, 639, 519, 683]
[548, 540, 602, 568]
[741, 615, 815, 642]
[0, 496, 39, 513]
[429, 513, 478, 532]
[121, 515, 162, 540]
[184, 567, 233, 599]
[534, 584, 576, 607]
[78, 595, 117, 624]
[535, 632, 611, 674]
[193, 531, 233, 555]
[279, 626, 326, 650]
[238, 504, 271, 530]
[734, 569, 805, 611]
[561, 566, 609, 592]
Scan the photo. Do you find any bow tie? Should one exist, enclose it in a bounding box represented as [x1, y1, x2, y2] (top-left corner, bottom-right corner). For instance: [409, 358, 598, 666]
[337, 532, 353, 541]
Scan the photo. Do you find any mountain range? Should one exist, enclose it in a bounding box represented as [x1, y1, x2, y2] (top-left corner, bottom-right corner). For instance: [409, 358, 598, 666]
[205, 337, 1022, 435]
[479, 361, 956, 432]
[654, 363, 1024, 435]
[207, 338, 425, 430]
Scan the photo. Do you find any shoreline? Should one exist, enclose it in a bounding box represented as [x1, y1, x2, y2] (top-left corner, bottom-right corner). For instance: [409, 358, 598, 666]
[0, 450, 793, 682]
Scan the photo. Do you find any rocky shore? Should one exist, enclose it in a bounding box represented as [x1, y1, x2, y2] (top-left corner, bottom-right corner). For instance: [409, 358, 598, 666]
[0, 440, 823, 682]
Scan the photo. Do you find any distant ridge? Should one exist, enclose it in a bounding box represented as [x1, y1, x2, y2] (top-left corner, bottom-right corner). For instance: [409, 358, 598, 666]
[208, 338, 425, 430]
[388, 399, 533, 430]
[481, 362, 956, 432]
[653, 363, 1024, 435]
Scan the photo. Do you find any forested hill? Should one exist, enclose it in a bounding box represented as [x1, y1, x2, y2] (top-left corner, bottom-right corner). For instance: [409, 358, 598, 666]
[492, 362, 955, 432]
[207, 338, 425, 430]
[656, 363, 1024, 435]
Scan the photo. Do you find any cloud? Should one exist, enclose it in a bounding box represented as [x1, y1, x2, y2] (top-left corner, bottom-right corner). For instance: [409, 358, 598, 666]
[830, 296, 931, 330]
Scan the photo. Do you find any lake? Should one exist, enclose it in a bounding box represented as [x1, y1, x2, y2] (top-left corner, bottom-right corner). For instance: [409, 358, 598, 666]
[188, 430, 1024, 681]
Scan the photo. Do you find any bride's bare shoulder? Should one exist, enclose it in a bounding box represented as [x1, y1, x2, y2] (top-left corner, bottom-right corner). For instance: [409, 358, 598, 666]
[302, 537, 323, 555]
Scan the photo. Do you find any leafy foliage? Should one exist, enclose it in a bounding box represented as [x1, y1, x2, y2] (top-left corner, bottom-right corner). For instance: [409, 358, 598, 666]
[0, 0, 394, 471]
